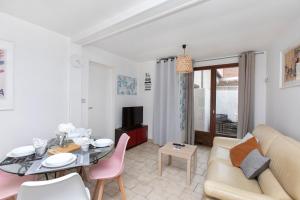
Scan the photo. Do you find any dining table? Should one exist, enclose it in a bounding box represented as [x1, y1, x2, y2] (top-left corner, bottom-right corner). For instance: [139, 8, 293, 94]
[0, 138, 114, 179]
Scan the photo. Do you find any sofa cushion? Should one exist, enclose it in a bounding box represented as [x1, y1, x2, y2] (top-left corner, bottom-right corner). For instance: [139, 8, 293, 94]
[240, 149, 270, 179]
[206, 161, 262, 194]
[252, 125, 281, 155]
[208, 145, 232, 166]
[266, 136, 300, 199]
[204, 180, 274, 200]
[230, 137, 261, 167]
[258, 169, 292, 200]
[213, 137, 241, 149]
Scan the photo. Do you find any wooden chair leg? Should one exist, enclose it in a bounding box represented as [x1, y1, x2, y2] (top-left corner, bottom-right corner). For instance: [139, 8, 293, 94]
[116, 176, 126, 200]
[93, 180, 100, 200]
[93, 180, 105, 200]
[8, 196, 16, 200]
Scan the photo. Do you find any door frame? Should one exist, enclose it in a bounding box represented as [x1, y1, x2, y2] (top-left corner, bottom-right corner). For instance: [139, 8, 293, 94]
[194, 63, 239, 146]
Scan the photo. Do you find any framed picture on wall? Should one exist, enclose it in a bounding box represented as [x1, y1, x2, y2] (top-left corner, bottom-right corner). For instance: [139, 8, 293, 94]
[280, 45, 300, 88]
[0, 40, 14, 110]
[117, 75, 137, 95]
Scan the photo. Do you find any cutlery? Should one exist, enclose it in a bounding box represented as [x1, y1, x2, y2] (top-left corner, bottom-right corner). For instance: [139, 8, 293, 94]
[76, 154, 79, 165]
[37, 163, 43, 171]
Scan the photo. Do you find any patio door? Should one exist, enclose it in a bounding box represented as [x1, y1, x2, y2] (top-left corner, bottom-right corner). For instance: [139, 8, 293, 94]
[194, 63, 239, 146]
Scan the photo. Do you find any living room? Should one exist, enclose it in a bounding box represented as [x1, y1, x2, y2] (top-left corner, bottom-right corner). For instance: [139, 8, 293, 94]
[0, 0, 299, 200]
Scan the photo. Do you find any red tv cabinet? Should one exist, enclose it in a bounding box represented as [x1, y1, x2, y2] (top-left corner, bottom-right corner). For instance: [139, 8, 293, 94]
[115, 125, 148, 149]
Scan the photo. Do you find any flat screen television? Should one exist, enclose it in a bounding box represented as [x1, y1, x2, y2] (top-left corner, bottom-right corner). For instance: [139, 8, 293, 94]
[122, 106, 143, 129]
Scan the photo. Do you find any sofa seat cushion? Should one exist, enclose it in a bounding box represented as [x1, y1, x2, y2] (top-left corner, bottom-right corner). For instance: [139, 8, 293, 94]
[205, 161, 262, 194]
[213, 137, 241, 149]
[204, 180, 275, 200]
[208, 146, 232, 166]
[258, 169, 292, 200]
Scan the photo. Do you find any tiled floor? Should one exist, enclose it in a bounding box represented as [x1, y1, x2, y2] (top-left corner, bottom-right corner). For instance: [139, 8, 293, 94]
[86, 142, 210, 200]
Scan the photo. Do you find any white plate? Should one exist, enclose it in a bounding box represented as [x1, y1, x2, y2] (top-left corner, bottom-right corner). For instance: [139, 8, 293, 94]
[92, 139, 113, 148]
[42, 153, 76, 168]
[7, 145, 35, 158]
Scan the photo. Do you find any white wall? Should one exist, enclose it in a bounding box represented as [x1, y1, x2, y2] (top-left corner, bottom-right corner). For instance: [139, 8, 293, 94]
[0, 13, 71, 157]
[82, 46, 139, 138]
[266, 18, 300, 141]
[68, 43, 83, 127]
[137, 61, 156, 139]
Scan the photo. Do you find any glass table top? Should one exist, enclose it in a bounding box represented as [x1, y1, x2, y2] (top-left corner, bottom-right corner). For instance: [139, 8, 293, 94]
[0, 139, 114, 176]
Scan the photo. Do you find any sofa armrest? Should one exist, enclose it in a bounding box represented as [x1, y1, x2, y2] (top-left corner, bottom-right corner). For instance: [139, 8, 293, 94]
[204, 180, 275, 200]
[213, 137, 241, 149]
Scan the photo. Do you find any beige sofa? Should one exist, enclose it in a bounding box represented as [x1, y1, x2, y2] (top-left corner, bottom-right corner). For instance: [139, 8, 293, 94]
[203, 125, 300, 200]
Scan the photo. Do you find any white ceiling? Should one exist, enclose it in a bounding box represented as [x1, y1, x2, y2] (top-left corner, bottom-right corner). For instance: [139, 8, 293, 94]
[91, 0, 300, 61]
[1, 0, 300, 61]
[0, 0, 143, 37]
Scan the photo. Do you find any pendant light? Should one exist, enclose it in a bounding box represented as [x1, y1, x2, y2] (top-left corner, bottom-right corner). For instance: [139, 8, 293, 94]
[176, 44, 193, 73]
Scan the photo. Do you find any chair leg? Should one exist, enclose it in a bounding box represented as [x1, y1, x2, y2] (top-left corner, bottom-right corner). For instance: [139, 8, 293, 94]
[116, 176, 126, 200]
[93, 180, 105, 200]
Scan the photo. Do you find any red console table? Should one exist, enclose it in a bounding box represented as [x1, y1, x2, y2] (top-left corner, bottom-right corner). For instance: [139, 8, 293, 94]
[115, 125, 148, 149]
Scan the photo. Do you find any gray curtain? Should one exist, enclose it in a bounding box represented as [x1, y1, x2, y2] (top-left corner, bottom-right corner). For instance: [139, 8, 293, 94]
[153, 59, 182, 146]
[237, 51, 255, 138]
[185, 72, 195, 144]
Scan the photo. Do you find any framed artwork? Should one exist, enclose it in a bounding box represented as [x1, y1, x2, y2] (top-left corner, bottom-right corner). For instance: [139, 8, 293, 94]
[280, 45, 300, 88]
[0, 40, 14, 110]
[117, 75, 137, 95]
[144, 73, 151, 91]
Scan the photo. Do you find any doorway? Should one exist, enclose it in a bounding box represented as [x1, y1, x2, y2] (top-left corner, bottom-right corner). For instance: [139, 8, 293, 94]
[88, 62, 113, 139]
[194, 63, 239, 146]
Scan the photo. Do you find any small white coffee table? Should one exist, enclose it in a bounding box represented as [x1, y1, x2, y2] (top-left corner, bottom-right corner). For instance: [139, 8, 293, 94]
[158, 142, 197, 184]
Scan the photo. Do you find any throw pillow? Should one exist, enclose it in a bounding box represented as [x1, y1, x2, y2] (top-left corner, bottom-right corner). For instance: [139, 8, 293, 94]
[230, 137, 261, 167]
[240, 149, 270, 179]
[240, 132, 259, 144]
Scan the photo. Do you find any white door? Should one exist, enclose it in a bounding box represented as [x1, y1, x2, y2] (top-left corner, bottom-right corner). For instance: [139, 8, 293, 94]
[88, 62, 113, 139]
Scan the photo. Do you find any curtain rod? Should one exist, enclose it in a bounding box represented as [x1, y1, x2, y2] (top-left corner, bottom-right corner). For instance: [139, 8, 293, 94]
[194, 51, 265, 63]
[156, 56, 176, 63]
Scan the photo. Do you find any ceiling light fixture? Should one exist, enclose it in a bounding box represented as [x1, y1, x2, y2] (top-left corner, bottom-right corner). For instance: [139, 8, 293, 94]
[176, 44, 193, 73]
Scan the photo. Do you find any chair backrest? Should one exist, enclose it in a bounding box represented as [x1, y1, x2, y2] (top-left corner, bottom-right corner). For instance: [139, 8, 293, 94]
[17, 173, 90, 200]
[113, 133, 130, 166]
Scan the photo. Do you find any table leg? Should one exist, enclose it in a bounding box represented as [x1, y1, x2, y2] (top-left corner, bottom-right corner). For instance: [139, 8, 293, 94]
[187, 159, 191, 185]
[158, 151, 162, 176]
[167, 155, 172, 166]
[81, 166, 88, 182]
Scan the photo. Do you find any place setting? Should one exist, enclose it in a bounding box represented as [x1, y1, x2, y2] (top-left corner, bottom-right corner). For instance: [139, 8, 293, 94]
[0, 123, 115, 177]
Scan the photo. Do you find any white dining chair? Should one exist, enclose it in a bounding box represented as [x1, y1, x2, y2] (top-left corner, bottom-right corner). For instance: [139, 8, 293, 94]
[17, 173, 90, 200]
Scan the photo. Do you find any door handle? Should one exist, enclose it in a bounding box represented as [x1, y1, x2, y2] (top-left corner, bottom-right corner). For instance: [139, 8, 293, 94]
[88, 107, 93, 110]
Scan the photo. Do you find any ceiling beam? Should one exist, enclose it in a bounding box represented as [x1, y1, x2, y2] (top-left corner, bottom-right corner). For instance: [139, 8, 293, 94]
[72, 0, 209, 45]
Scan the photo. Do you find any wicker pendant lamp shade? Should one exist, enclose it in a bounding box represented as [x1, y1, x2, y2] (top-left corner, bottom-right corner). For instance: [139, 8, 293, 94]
[176, 44, 193, 73]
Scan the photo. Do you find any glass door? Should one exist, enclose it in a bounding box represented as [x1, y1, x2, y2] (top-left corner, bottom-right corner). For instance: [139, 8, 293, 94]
[215, 67, 239, 137]
[194, 63, 239, 146]
[194, 69, 212, 146]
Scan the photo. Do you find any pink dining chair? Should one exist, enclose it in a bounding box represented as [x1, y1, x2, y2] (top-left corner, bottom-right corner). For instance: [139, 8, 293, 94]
[88, 134, 130, 200]
[0, 171, 36, 200]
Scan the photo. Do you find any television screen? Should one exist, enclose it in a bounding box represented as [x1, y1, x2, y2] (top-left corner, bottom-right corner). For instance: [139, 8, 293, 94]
[122, 106, 143, 129]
